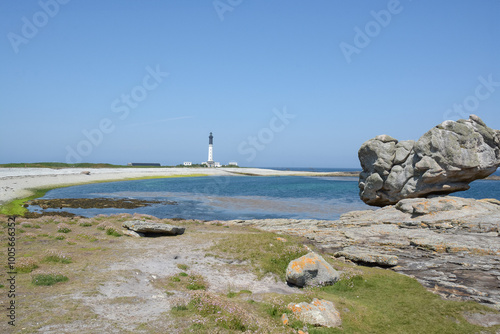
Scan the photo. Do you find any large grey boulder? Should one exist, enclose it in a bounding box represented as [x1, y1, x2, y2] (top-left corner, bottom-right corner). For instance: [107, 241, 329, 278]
[359, 115, 500, 206]
[122, 220, 185, 236]
[286, 252, 339, 287]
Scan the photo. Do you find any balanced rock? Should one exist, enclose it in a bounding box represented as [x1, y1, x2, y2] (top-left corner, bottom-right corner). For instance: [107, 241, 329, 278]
[359, 115, 500, 206]
[286, 252, 339, 287]
[122, 220, 185, 236]
[287, 299, 342, 328]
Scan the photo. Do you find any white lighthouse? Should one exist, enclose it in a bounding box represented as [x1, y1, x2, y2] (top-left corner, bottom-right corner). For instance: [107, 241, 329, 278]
[207, 132, 214, 167]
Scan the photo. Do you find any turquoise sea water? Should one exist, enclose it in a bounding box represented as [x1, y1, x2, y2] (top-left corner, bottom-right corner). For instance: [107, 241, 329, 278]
[34, 169, 500, 220]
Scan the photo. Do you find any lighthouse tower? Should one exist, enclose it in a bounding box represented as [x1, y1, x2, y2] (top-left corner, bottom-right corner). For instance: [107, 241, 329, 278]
[207, 132, 214, 167]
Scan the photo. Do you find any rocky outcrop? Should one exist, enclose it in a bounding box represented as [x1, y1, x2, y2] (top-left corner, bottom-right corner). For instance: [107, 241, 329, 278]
[359, 115, 500, 206]
[287, 299, 342, 328]
[219, 196, 500, 308]
[286, 252, 340, 287]
[122, 220, 185, 236]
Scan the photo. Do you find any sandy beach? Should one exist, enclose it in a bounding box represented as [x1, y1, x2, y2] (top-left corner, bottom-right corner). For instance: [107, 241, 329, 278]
[0, 167, 358, 206]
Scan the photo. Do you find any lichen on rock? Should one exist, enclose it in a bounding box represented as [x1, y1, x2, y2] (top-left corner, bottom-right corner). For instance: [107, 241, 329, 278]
[285, 252, 339, 287]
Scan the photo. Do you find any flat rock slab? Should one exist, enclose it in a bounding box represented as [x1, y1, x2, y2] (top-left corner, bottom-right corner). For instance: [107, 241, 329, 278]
[335, 246, 398, 267]
[122, 220, 185, 236]
[463, 312, 500, 327]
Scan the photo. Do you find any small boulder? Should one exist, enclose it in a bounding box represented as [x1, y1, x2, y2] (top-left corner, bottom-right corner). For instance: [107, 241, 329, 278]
[287, 298, 342, 328]
[286, 252, 339, 287]
[122, 220, 185, 236]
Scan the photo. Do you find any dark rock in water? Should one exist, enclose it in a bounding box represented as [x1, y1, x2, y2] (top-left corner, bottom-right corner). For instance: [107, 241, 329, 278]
[359, 115, 500, 206]
[122, 220, 185, 236]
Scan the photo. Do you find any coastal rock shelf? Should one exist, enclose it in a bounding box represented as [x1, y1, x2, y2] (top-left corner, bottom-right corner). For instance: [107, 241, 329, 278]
[359, 115, 500, 206]
[218, 195, 500, 309]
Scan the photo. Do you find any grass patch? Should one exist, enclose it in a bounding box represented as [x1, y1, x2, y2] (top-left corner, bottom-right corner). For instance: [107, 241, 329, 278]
[312, 268, 499, 334]
[171, 291, 262, 332]
[105, 228, 122, 237]
[76, 234, 98, 242]
[177, 263, 189, 271]
[209, 232, 309, 280]
[16, 257, 39, 273]
[31, 273, 69, 286]
[42, 252, 72, 264]
[0, 188, 50, 216]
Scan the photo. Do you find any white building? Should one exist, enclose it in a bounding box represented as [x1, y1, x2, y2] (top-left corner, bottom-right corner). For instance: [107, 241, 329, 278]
[228, 162, 238, 166]
[183, 162, 192, 166]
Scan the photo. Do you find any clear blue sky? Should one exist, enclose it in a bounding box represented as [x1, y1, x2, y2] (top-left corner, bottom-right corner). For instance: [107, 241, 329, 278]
[1, 0, 499, 168]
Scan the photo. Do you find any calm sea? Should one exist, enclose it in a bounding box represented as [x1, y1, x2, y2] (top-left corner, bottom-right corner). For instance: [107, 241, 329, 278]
[34, 168, 500, 220]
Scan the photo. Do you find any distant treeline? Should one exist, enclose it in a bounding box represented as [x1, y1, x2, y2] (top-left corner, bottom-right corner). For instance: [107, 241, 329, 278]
[0, 162, 135, 168]
[0, 162, 240, 169]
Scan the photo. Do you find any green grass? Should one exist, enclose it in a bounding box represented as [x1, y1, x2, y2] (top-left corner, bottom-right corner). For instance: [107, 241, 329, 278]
[209, 232, 309, 280]
[105, 228, 122, 237]
[31, 273, 69, 286]
[16, 258, 39, 273]
[43, 255, 72, 264]
[186, 282, 206, 290]
[176, 263, 189, 270]
[0, 188, 51, 216]
[307, 269, 498, 334]
[172, 291, 257, 332]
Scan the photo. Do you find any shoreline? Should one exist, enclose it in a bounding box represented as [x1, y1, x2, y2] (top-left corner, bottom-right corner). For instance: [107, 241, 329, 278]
[0, 167, 356, 207]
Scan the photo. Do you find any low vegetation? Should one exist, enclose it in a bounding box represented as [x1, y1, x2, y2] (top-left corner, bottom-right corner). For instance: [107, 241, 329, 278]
[31, 273, 69, 286]
[0, 213, 498, 333]
[207, 231, 309, 280]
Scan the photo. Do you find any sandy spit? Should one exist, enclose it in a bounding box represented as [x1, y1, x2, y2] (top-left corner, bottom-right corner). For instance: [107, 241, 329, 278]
[0, 167, 355, 205]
